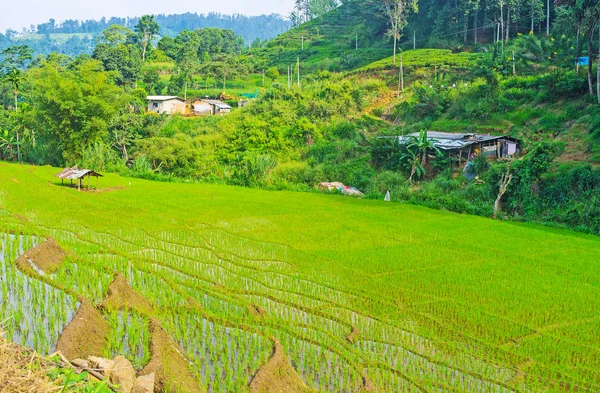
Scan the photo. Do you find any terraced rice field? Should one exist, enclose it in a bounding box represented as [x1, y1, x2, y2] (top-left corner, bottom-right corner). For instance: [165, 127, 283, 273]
[0, 162, 599, 392]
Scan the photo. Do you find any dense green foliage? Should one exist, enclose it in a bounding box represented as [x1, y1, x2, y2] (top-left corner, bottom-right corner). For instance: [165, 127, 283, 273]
[0, 2, 599, 236]
[1, 13, 291, 57]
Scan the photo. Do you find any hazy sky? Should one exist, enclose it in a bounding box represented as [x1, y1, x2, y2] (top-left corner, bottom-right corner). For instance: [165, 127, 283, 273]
[1, 0, 295, 33]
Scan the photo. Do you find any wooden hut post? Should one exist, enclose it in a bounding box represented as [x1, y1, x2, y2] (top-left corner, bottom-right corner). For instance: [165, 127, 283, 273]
[78, 178, 81, 192]
[96, 175, 99, 191]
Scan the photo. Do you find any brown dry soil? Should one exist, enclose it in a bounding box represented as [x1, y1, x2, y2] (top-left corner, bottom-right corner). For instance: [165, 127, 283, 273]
[0, 331, 58, 393]
[249, 339, 316, 393]
[20, 237, 67, 274]
[101, 274, 153, 314]
[56, 298, 109, 360]
[346, 326, 360, 344]
[142, 319, 205, 393]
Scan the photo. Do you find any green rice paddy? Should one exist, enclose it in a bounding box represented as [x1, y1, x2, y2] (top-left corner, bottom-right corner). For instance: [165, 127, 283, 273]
[0, 162, 599, 392]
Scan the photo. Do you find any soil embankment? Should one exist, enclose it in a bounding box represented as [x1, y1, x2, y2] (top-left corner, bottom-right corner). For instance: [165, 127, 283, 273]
[56, 298, 109, 360]
[16, 237, 67, 274]
[102, 274, 153, 314]
[142, 319, 204, 393]
[249, 339, 315, 393]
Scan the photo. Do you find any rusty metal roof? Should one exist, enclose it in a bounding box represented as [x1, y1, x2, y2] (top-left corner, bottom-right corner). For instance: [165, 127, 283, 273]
[396, 132, 519, 151]
[55, 168, 103, 180]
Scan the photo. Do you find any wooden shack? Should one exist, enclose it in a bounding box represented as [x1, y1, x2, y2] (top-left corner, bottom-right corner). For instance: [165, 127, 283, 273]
[397, 132, 520, 166]
[55, 167, 103, 191]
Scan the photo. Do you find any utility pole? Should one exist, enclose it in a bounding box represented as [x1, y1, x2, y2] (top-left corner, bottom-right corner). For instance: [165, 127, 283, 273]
[262, 69, 265, 86]
[297, 57, 300, 88]
[287, 65, 291, 89]
[413, 30, 416, 50]
[512, 50, 516, 76]
[301, 35, 304, 50]
[356, 33, 358, 50]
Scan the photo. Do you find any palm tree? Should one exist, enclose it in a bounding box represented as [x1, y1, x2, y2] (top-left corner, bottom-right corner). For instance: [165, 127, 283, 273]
[4, 69, 23, 162]
[5, 68, 22, 112]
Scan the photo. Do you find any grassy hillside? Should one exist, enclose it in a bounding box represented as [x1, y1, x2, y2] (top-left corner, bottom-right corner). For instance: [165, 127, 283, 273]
[1, 162, 599, 391]
[250, 0, 393, 72]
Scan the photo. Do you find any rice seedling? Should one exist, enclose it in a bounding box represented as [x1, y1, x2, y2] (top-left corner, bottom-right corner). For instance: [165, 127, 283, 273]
[1, 163, 599, 391]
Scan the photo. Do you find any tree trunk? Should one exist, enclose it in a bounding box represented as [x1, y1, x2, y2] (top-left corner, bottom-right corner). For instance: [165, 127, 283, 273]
[589, 30, 594, 96]
[597, 52, 600, 104]
[493, 166, 513, 219]
[500, 5, 505, 55]
[546, 0, 550, 35]
[576, 25, 581, 71]
[393, 26, 397, 66]
[464, 13, 469, 44]
[505, 6, 510, 42]
[474, 12, 478, 44]
[142, 43, 147, 62]
[531, 10, 534, 33]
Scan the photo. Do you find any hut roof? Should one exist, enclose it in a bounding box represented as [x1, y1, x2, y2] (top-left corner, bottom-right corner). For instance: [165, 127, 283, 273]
[396, 132, 519, 151]
[201, 99, 232, 109]
[146, 96, 185, 102]
[55, 168, 103, 180]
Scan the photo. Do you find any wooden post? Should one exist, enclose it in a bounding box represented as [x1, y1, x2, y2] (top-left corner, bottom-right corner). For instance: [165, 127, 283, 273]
[88, 175, 91, 191]
[96, 176, 99, 191]
[78, 178, 81, 192]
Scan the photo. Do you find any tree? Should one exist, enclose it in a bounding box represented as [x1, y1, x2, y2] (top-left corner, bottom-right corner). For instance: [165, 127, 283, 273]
[401, 130, 439, 183]
[93, 43, 142, 86]
[493, 162, 514, 219]
[0, 46, 33, 73]
[97, 25, 136, 46]
[556, 0, 600, 97]
[265, 67, 280, 83]
[376, 0, 419, 66]
[134, 15, 160, 62]
[4, 69, 22, 112]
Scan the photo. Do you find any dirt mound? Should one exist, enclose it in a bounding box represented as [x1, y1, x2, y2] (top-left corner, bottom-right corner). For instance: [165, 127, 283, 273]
[356, 375, 378, 393]
[141, 319, 203, 393]
[249, 339, 315, 393]
[0, 331, 58, 392]
[102, 274, 153, 314]
[248, 304, 267, 319]
[346, 326, 360, 344]
[56, 299, 109, 361]
[17, 237, 66, 274]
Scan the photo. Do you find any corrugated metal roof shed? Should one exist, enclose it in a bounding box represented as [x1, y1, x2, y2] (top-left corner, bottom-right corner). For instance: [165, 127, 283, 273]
[147, 96, 185, 102]
[397, 132, 517, 151]
[201, 99, 232, 109]
[55, 168, 103, 180]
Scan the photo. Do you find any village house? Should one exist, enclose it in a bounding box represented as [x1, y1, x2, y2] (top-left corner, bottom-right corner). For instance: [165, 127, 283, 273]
[147, 96, 186, 115]
[193, 99, 232, 116]
[397, 132, 520, 166]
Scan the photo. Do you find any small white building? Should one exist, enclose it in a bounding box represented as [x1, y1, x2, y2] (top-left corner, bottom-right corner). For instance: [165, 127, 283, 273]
[147, 96, 186, 115]
[193, 99, 232, 116]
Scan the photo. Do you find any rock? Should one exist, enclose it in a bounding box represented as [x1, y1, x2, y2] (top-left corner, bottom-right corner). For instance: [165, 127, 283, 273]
[71, 359, 89, 368]
[132, 373, 155, 393]
[107, 356, 136, 393]
[88, 356, 115, 374]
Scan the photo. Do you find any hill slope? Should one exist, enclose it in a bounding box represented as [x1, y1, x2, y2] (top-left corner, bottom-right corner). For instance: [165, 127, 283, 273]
[1, 162, 599, 391]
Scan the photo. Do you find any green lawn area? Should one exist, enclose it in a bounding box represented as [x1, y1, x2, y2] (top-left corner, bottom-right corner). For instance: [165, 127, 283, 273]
[0, 162, 598, 391]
